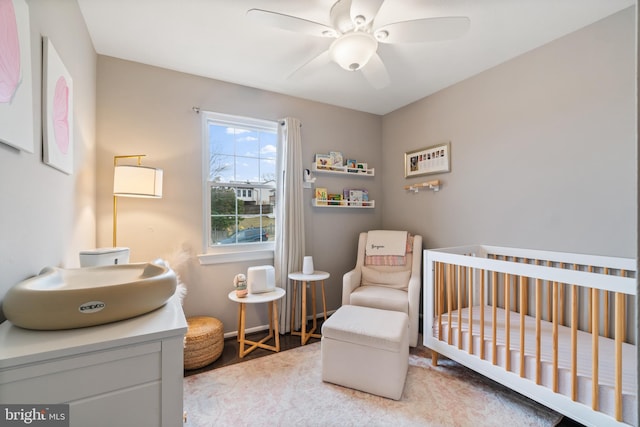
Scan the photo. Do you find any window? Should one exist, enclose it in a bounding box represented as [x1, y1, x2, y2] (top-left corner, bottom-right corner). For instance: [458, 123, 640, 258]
[202, 112, 277, 253]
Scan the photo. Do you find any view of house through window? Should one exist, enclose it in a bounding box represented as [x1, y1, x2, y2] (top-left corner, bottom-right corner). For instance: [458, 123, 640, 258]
[204, 112, 277, 247]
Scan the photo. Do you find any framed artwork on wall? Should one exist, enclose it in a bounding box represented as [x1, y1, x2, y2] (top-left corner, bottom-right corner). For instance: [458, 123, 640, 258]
[404, 142, 451, 178]
[0, 0, 35, 152]
[42, 36, 73, 174]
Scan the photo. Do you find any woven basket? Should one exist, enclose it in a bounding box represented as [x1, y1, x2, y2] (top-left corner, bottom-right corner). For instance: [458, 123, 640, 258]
[184, 316, 224, 370]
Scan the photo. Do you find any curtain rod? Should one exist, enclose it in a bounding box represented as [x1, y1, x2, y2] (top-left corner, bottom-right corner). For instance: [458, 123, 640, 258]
[192, 106, 300, 127]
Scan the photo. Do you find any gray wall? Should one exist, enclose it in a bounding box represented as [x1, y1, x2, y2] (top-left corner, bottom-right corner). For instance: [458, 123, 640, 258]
[0, 0, 97, 320]
[382, 7, 636, 258]
[95, 57, 382, 333]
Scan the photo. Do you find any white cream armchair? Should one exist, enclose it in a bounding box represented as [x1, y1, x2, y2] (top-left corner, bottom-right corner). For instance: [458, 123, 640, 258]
[342, 231, 422, 347]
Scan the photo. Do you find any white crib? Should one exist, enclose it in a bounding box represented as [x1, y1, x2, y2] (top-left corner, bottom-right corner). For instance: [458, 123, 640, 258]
[423, 245, 637, 427]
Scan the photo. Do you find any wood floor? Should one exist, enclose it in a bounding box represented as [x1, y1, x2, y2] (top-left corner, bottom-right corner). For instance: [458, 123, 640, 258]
[183, 321, 584, 427]
[183, 323, 322, 378]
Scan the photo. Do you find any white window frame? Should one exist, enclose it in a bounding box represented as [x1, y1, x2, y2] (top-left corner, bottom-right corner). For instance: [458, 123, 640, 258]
[199, 112, 278, 265]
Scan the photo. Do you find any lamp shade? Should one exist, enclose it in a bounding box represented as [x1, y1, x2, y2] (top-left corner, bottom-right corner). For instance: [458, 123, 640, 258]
[113, 165, 163, 198]
[329, 32, 378, 71]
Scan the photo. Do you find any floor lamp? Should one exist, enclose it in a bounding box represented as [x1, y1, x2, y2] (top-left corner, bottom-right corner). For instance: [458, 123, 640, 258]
[113, 155, 163, 247]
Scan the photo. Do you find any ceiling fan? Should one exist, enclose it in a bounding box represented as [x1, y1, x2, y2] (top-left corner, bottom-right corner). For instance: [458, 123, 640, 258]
[247, 0, 470, 89]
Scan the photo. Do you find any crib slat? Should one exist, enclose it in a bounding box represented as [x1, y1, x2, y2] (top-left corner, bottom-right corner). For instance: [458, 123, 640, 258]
[571, 283, 578, 401]
[505, 270, 511, 372]
[588, 265, 593, 334]
[436, 262, 442, 342]
[621, 269, 627, 341]
[468, 266, 473, 355]
[492, 268, 498, 365]
[559, 263, 565, 326]
[523, 258, 529, 314]
[591, 287, 599, 411]
[447, 263, 453, 346]
[552, 280, 559, 393]
[535, 272, 542, 385]
[615, 292, 623, 421]
[480, 269, 485, 360]
[433, 261, 444, 366]
[604, 267, 610, 338]
[519, 274, 526, 378]
[457, 264, 462, 349]
[546, 261, 552, 322]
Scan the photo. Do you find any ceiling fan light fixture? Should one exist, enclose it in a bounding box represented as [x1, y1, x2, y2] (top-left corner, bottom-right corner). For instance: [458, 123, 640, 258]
[329, 31, 378, 71]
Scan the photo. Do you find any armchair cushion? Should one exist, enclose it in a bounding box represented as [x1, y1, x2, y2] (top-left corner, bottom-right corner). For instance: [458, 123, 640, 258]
[361, 266, 411, 290]
[349, 286, 408, 313]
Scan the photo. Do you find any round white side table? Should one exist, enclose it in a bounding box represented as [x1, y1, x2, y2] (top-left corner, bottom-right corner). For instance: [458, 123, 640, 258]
[228, 287, 285, 358]
[288, 271, 330, 345]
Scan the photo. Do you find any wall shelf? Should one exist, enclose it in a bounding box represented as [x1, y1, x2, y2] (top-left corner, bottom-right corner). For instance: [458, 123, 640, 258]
[312, 159, 375, 208]
[404, 180, 440, 192]
[312, 199, 375, 208]
[312, 164, 375, 177]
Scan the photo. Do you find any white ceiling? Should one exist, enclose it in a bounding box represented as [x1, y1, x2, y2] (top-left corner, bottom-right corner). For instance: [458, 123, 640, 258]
[77, 0, 635, 115]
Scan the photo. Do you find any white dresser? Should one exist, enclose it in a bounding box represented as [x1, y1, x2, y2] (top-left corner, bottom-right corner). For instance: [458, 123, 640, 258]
[0, 295, 187, 427]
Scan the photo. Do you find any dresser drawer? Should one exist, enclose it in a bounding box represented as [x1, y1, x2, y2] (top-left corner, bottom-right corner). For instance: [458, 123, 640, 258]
[0, 341, 161, 403]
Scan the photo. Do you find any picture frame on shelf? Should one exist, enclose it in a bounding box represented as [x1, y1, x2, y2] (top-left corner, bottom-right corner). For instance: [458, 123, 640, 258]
[404, 142, 451, 178]
[346, 159, 357, 168]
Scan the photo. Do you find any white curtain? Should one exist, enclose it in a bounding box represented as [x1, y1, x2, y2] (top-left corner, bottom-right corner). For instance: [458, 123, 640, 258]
[275, 117, 305, 333]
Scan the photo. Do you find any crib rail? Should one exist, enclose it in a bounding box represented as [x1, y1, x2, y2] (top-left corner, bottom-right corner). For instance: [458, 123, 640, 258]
[424, 245, 636, 426]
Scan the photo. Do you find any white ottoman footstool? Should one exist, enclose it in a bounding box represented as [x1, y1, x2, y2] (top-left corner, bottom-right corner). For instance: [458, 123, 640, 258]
[321, 305, 409, 400]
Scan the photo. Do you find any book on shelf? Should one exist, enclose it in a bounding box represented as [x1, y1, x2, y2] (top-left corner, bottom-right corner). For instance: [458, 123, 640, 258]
[329, 151, 344, 167]
[315, 187, 328, 205]
[315, 154, 331, 169]
[344, 188, 369, 206]
[327, 193, 343, 205]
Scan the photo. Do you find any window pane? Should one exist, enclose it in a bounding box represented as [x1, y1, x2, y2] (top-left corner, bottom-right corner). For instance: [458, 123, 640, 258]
[235, 156, 260, 182]
[260, 158, 276, 184]
[209, 124, 235, 156]
[210, 154, 234, 182]
[210, 215, 235, 244]
[260, 132, 277, 160]
[211, 187, 237, 215]
[236, 129, 260, 159]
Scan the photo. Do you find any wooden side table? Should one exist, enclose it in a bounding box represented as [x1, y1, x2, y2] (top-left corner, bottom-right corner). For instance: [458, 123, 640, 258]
[228, 288, 285, 358]
[288, 271, 330, 345]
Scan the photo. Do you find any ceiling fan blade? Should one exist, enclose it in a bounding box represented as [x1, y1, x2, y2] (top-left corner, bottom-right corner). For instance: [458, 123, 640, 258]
[375, 16, 470, 44]
[360, 53, 389, 89]
[288, 50, 332, 80]
[247, 9, 337, 37]
[350, 0, 385, 28]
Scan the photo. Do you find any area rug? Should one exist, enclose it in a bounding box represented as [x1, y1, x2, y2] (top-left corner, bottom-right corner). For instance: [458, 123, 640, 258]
[183, 342, 562, 427]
